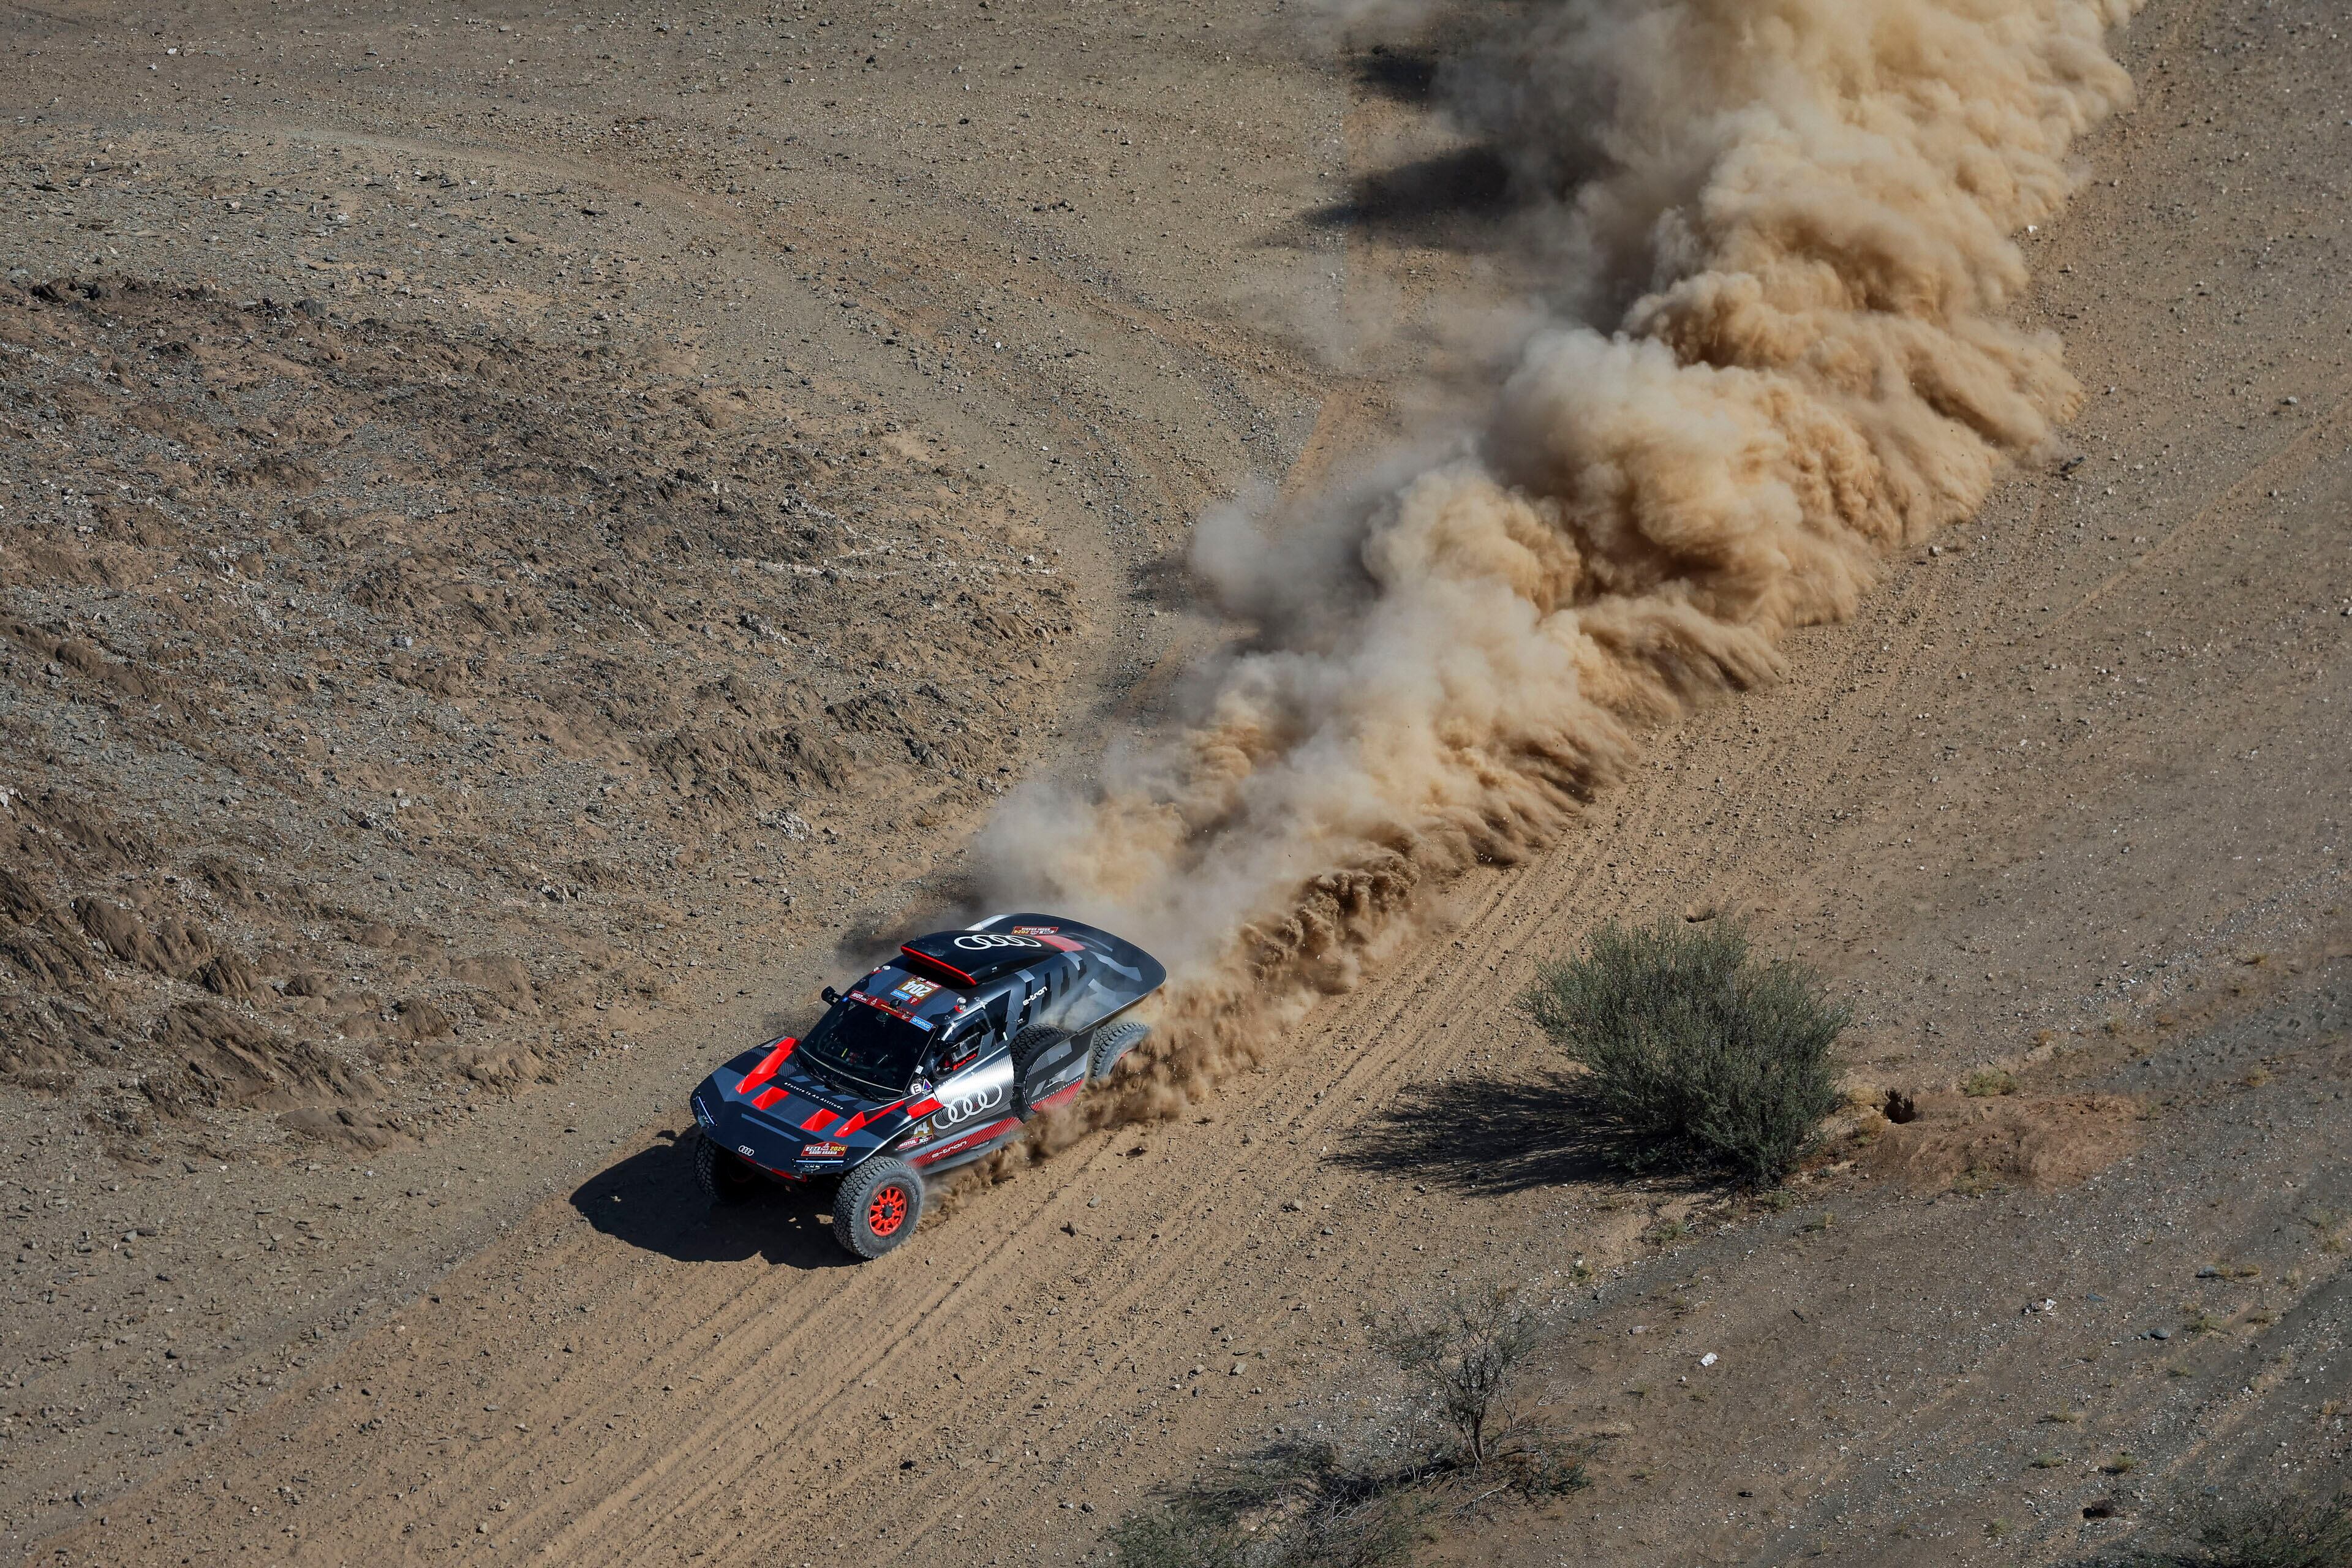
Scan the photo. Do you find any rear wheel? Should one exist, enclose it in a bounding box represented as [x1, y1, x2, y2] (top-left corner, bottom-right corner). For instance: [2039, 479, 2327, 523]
[1088, 1020, 1150, 1082]
[695, 1134, 765, 1205]
[833, 1155, 925, 1259]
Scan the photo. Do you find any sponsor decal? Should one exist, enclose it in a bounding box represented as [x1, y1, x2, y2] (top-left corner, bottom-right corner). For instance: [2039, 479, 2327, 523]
[912, 1115, 1020, 1164]
[934, 1082, 1007, 1128]
[800, 1140, 848, 1158]
[736, 1144, 756, 1159]
[952, 932, 1043, 951]
[849, 990, 933, 1027]
[902, 1119, 933, 1144]
[886, 975, 941, 1007]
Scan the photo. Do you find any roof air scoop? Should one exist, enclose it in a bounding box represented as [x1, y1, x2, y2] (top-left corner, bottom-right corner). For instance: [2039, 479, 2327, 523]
[896, 929, 1054, 986]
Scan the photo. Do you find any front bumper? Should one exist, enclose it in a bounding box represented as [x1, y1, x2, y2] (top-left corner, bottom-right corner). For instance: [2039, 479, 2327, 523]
[692, 1085, 852, 1179]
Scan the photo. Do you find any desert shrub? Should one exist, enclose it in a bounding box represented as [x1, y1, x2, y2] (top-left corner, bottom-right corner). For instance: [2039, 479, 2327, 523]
[2108, 1488, 2352, 1568]
[1108, 1506, 1256, 1568]
[1378, 1287, 1546, 1471]
[1522, 918, 1847, 1184]
[1107, 1289, 1583, 1568]
[1962, 1067, 2019, 1098]
[1107, 1444, 1419, 1568]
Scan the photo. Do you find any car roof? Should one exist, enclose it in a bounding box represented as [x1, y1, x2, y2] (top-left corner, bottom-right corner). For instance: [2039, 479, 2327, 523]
[895, 927, 1077, 987]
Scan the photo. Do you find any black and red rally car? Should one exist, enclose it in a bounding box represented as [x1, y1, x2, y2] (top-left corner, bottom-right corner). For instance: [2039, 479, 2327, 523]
[687, 913, 1166, 1259]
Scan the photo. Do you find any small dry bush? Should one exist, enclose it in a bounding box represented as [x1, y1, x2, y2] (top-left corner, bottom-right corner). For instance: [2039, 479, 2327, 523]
[1524, 919, 1847, 1185]
[2107, 1488, 2352, 1568]
[1964, 1067, 2020, 1098]
[1107, 1289, 1583, 1568]
[1376, 1286, 1578, 1490]
[1106, 1458, 1417, 1568]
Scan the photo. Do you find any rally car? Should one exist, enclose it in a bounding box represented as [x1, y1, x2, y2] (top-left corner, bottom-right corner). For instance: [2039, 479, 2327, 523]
[687, 913, 1166, 1259]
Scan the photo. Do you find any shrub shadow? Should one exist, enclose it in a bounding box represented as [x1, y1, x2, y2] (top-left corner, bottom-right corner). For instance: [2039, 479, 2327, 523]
[1126, 549, 1197, 610]
[569, 1133, 858, 1270]
[1304, 146, 1515, 245]
[1332, 1070, 1683, 1195]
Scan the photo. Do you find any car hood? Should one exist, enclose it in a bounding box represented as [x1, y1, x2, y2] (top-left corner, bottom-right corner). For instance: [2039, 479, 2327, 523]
[690, 1039, 917, 1178]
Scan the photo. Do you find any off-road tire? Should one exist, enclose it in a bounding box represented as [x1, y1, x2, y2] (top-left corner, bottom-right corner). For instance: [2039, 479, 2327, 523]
[695, 1134, 764, 1205]
[1088, 1020, 1149, 1082]
[1008, 1022, 1066, 1080]
[1008, 1022, 1069, 1113]
[833, 1155, 925, 1260]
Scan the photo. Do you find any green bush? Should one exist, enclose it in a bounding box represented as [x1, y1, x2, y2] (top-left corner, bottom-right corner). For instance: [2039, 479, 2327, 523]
[1522, 918, 1847, 1185]
[1962, 1067, 2019, 1098]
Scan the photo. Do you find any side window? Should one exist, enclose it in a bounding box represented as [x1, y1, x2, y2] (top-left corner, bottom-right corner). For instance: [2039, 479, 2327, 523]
[935, 1020, 982, 1076]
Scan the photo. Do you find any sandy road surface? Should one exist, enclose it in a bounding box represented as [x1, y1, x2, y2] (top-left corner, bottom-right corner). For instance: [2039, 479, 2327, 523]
[3, 0, 1349, 1544]
[12, 0, 2352, 1564]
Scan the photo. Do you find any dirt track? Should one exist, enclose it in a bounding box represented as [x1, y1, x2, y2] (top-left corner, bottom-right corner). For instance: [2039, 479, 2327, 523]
[6, 0, 2351, 1564]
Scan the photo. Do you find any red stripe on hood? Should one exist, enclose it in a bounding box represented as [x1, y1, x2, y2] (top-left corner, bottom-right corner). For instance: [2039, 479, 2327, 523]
[837, 1099, 905, 1137]
[736, 1038, 796, 1095]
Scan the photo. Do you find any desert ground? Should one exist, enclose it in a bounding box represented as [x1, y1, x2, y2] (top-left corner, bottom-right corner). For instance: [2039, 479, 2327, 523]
[3, 0, 2350, 1564]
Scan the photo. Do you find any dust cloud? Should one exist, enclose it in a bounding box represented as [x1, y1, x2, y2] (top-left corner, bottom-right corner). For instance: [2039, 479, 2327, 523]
[981, 0, 2142, 1154]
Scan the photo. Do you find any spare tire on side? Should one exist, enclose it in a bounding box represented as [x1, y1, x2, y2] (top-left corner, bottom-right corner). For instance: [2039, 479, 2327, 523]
[1088, 1019, 1150, 1082]
[1008, 1022, 1077, 1114]
[695, 1134, 765, 1205]
[833, 1155, 925, 1259]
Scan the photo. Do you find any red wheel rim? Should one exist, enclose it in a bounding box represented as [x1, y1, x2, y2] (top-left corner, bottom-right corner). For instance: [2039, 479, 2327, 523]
[867, 1183, 910, 1238]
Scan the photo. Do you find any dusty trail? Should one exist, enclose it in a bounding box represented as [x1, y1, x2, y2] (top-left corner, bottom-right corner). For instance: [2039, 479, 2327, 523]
[11, 0, 2352, 1564]
[47, 209, 2352, 1562]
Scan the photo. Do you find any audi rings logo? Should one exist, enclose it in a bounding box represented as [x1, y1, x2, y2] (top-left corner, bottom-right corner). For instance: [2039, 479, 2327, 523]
[953, 933, 1043, 951]
[935, 1084, 1007, 1128]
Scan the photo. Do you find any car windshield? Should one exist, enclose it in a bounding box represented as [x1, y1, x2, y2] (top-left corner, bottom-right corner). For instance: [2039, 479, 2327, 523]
[798, 996, 932, 1093]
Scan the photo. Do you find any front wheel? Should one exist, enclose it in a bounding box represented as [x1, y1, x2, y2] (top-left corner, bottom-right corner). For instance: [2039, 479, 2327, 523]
[695, 1134, 765, 1205]
[833, 1156, 925, 1259]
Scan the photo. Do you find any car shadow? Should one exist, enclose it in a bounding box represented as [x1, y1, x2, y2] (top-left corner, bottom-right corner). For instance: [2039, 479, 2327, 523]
[1355, 44, 1440, 104]
[569, 1134, 857, 1270]
[1330, 1070, 1673, 1196]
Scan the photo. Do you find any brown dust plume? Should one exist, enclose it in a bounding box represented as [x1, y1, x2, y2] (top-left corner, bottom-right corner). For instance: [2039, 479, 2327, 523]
[979, 0, 2142, 1161]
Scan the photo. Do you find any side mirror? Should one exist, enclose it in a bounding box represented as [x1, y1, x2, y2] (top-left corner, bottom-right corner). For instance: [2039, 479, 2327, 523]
[820, 986, 840, 1004]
